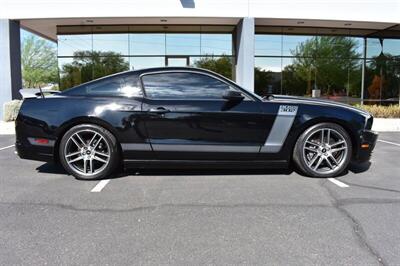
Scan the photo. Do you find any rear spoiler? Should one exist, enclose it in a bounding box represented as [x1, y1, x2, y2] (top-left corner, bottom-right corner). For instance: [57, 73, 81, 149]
[19, 88, 60, 99]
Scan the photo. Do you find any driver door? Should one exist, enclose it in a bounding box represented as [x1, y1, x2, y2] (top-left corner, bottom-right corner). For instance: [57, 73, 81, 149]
[140, 71, 273, 160]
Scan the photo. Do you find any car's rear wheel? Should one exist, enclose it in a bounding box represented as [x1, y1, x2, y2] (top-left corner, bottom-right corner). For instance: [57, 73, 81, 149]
[293, 122, 352, 177]
[59, 124, 120, 180]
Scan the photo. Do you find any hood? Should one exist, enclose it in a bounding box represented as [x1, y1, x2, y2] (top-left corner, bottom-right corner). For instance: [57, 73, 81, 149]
[265, 95, 371, 117]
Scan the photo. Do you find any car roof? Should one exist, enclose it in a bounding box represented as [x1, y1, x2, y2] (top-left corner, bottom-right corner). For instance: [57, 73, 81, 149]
[78, 67, 221, 84]
[60, 67, 216, 91]
[130, 66, 219, 75]
[60, 67, 226, 91]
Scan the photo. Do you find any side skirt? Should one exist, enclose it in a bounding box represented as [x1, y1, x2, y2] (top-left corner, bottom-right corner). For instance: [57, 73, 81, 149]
[123, 159, 289, 170]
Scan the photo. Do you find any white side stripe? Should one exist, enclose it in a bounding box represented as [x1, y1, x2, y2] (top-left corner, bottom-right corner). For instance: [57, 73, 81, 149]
[328, 178, 349, 188]
[378, 139, 400, 147]
[261, 105, 298, 153]
[152, 144, 259, 153]
[121, 143, 152, 151]
[0, 144, 15, 151]
[91, 179, 110, 192]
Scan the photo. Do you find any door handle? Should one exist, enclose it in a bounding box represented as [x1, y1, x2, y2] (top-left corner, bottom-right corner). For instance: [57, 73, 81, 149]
[148, 107, 170, 114]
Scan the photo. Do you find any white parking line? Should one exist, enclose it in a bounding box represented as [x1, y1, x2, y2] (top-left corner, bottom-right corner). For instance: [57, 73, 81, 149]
[91, 179, 110, 192]
[378, 139, 400, 147]
[0, 144, 15, 151]
[328, 178, 349, 188]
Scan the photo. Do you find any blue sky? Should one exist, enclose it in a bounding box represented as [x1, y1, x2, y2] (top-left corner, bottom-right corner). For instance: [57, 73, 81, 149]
[20, 29, 57, 48]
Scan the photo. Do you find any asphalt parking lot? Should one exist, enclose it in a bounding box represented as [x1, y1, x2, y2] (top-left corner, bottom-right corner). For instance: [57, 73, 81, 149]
[0, 133, 399, 265]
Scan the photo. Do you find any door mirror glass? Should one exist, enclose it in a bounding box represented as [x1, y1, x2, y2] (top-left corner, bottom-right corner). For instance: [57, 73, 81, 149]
[222, 90, 245, 102]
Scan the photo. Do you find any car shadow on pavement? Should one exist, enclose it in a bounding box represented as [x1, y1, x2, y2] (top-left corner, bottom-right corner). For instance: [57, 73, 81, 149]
[35, 162, 295, 179]
[348, 161, 371, 174]
[35, 161, 371, 180]
[120, 167, 295, 178]
[296, 161, 373, 179]
[36, 162, 67, 175]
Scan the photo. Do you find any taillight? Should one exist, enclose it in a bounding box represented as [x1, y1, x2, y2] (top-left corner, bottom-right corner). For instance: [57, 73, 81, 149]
[33, 138, 49, 144]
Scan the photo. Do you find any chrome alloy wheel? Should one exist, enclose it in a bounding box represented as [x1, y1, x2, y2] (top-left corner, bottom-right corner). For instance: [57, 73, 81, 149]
[302, 128, 348, 175]
[64, 129, 111, 177]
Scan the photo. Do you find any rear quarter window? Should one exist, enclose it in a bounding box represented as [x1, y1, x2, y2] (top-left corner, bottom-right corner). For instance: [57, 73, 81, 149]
[62, 74, 143, 98]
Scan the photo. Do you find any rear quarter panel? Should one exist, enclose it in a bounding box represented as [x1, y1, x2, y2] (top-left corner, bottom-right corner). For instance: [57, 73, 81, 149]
[16, 96, 148, 161]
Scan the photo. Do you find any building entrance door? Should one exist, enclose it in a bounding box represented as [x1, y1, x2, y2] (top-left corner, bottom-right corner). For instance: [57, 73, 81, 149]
[166, 56, 190, 67]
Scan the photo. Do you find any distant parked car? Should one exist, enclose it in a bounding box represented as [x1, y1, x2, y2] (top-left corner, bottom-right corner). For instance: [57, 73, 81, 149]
[15, 67, 377, 180]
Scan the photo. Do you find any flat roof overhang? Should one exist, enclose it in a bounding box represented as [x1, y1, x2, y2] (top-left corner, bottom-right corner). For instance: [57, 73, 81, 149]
[19, 17, 400, 42]
[19, 17, 242, 41]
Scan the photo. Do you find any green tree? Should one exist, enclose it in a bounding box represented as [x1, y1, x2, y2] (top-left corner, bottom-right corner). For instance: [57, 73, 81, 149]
[290, 36, 361, 96]
[60, 51, 130, 90]
[194, 56, 277, 95]
[254, 67, 274, 96]
[366, 54, 400, 101]
[282, 64, 308, 96]
[193, 56, 232, 79]
[21, 35, 58, 88]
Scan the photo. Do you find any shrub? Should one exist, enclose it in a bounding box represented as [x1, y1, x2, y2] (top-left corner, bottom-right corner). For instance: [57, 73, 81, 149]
[354, 104, 400, 118]
[3, 100, 22, 122]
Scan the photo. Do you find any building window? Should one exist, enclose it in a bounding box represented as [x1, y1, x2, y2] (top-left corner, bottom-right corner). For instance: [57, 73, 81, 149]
[57, 26, 233, 90]
[364, 39, 400, 105]
[130, 34, 165, 55]
[255, 29, 400, 105]
[58, 34, 92, 57]
[255, 33, 365, 104]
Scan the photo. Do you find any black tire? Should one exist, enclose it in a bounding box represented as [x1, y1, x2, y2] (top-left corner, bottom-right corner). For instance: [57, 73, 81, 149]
[59, 124, 120, 180]
[293, 122, 352, 178]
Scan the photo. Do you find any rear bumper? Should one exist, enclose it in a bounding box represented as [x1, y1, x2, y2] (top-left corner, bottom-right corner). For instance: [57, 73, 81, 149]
[354, 129, 378, 162]
[16, 140, 55, 162]
[15, 114, 56, 162]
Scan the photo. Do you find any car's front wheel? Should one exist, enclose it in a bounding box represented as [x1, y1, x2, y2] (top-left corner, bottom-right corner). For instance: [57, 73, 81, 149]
[293, 122, 352, 178]
[59, 124, 120, 180]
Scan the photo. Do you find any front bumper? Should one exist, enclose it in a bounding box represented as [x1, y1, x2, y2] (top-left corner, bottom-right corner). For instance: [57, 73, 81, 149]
[355, 129, 378, 162]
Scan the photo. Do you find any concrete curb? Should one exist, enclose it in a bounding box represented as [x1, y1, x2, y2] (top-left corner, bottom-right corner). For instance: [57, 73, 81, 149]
[0, 121, 15, 135]
[372, 118, 400, 132]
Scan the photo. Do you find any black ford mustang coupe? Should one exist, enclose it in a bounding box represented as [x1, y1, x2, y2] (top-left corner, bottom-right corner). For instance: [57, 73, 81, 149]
[16, 67, 377, 180]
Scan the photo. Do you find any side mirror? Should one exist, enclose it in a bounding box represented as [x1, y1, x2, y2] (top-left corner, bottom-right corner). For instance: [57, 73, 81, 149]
[222, 90, 244, 102]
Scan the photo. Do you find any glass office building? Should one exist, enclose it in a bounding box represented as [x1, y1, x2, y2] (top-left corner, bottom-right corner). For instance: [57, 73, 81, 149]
[57, 25, 234, 90]
[2, 1, 400, 118]
[254, 27, 400, 105]
[56, 24, 399, 105]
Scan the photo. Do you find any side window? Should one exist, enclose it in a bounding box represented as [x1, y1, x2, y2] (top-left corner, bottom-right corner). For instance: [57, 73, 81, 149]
[63, 74, 143, 97]
[119, 76, 143, 97]
[141, 72, 233, 99]
[85, 77, 123, 95]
